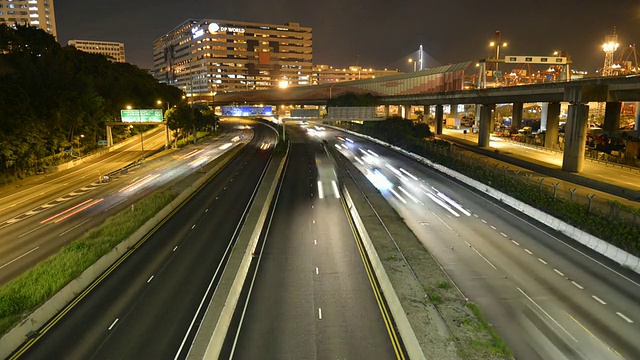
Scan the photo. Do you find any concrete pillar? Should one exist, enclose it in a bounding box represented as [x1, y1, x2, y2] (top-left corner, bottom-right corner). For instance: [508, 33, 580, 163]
[562, 103, 589, 173]
[435, 104, 444, 135]
[384, 105, 390, 119]
[603, 101, 621, 133]
[165, 124, 170, 149]
[540, 102, 548, 131]
[478, 104, 495, 147]
[106, 126, 113, 147]
[544, 102, 561, 149]
[404, 104, 412, 120]
[452, 104, 461, 128]
[475, 104, 482, 126]
[635, 102, 640, 131]
[512, 102, 523, 133]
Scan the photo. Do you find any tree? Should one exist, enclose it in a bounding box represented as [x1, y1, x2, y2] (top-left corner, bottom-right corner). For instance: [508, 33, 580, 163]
[0, 25, 184, 180]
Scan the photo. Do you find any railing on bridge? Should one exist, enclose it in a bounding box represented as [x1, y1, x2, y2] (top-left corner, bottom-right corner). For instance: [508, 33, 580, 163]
[214, 62, 473, 105]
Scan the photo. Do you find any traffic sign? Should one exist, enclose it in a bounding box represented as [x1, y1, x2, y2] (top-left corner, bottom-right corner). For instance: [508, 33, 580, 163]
[98, 140, 108, 146]
[121, 109, 163, 123]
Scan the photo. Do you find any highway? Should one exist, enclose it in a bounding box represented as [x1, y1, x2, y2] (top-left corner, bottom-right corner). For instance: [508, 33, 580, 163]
[318, 125, 640, 360]
[0, 125, 252, 286]
[225, 125, 403, 359]
[12, 121, 278, 359]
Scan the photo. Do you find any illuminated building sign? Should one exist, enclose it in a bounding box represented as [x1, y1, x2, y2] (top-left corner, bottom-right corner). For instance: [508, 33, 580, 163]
[222, 106, 272, 117]
[208, 23, 246, 34]
[192, 27, 204, 39]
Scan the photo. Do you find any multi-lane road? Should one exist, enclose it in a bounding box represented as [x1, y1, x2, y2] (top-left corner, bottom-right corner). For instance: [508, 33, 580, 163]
[224, 125, 403, 359]
[11, 121, 277, 358]
[320, 124, 640, 360]
[7, 117, 639, 359]
[0, 127, 167, 284]
[0, 126, 253, 286]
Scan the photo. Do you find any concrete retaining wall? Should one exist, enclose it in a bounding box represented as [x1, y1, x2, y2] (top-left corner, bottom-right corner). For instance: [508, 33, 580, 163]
[0, 142, 246, 359]
[324, 125, 640, 275]
[46, 128, 162, 173]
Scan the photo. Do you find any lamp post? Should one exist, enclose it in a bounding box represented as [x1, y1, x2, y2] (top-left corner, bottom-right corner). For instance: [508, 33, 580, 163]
[127, 105, 145, 158]
[329, 82, 338, 99]
[278, 81, 289, 142]
[408, 58, 416, 72]
[489, 31, 507, 71]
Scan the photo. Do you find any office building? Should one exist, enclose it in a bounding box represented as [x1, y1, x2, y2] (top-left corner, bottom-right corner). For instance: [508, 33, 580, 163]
[313, 65, 399, 84]
[153, 19, 313, 96]
[68, 39, 126, 63]
[0, 0, 56, 38]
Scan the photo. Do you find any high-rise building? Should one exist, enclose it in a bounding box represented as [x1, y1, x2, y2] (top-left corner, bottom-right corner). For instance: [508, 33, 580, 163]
[153, 19, 313, 96]
[312, 65, 399, 84]
[68, 40, 126, 63]
[0, 0, 57, 38]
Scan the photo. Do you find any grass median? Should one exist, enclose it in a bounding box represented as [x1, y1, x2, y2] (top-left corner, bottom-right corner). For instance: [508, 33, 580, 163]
[0, 191, 175, 336]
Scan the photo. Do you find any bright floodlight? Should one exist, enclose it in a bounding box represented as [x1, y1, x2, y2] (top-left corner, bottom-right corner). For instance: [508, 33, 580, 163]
[279, 80, 289, 89]
[603, 41, 619, 52]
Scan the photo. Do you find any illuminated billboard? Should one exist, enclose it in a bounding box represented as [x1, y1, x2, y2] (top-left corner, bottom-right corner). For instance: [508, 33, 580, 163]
[222, 106, 273, 117]
[121, 109, 164, 123]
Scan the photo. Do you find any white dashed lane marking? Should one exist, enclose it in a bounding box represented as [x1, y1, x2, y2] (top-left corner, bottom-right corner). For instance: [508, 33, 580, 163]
[591, 295, 606, 305]
[616, 312, 633, 323]
[571, 281, 584, 290]
[554, 269, 565, 276]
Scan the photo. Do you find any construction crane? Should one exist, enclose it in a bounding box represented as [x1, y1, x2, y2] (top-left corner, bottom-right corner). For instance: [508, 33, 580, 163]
[612, 44, 640, 75]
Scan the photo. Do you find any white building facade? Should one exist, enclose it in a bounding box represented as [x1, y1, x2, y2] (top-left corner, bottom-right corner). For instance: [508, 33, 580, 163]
[153, 19, 313, 95]
[68, 39, 126, 63]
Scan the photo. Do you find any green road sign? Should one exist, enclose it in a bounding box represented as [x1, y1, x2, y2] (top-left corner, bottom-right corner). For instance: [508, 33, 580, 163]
[121, 109, 163, 122]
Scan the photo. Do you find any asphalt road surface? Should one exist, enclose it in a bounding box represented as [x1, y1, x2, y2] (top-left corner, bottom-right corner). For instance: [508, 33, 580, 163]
[12, 121, 278, 359]
[0, 126, 253, 286]
[321, 125, 640, 360]
[227, 125, 403, 360]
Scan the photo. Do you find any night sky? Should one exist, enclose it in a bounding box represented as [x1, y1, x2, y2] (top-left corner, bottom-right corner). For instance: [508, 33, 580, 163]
[55, 0, 639, 73]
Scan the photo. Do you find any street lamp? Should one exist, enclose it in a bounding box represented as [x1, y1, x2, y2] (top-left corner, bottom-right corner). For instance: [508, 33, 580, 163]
[279, 80, 289, 89]
[489, 41, 507, 68]
[408, 58, 416, 72]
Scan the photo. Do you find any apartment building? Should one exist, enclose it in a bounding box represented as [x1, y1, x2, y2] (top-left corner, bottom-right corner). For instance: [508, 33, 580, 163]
[0, 0, 56, 38]
[68, 39, 126, 62]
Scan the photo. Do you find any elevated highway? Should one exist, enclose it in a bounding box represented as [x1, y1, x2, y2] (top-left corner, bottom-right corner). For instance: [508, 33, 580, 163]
[214, 66, 640, 173]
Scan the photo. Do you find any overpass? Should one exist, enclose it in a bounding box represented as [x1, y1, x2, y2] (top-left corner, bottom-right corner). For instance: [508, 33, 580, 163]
[213, 62, 640, 173]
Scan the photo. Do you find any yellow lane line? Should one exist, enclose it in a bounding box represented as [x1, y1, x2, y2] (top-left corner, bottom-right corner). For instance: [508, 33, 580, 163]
[341, 197, 405, 360]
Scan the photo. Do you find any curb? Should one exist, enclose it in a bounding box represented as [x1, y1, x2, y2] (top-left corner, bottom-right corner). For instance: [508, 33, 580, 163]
[0, 141, 248, 359]
[341, 184, 426, 360]
[323, 124, 640, 275]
